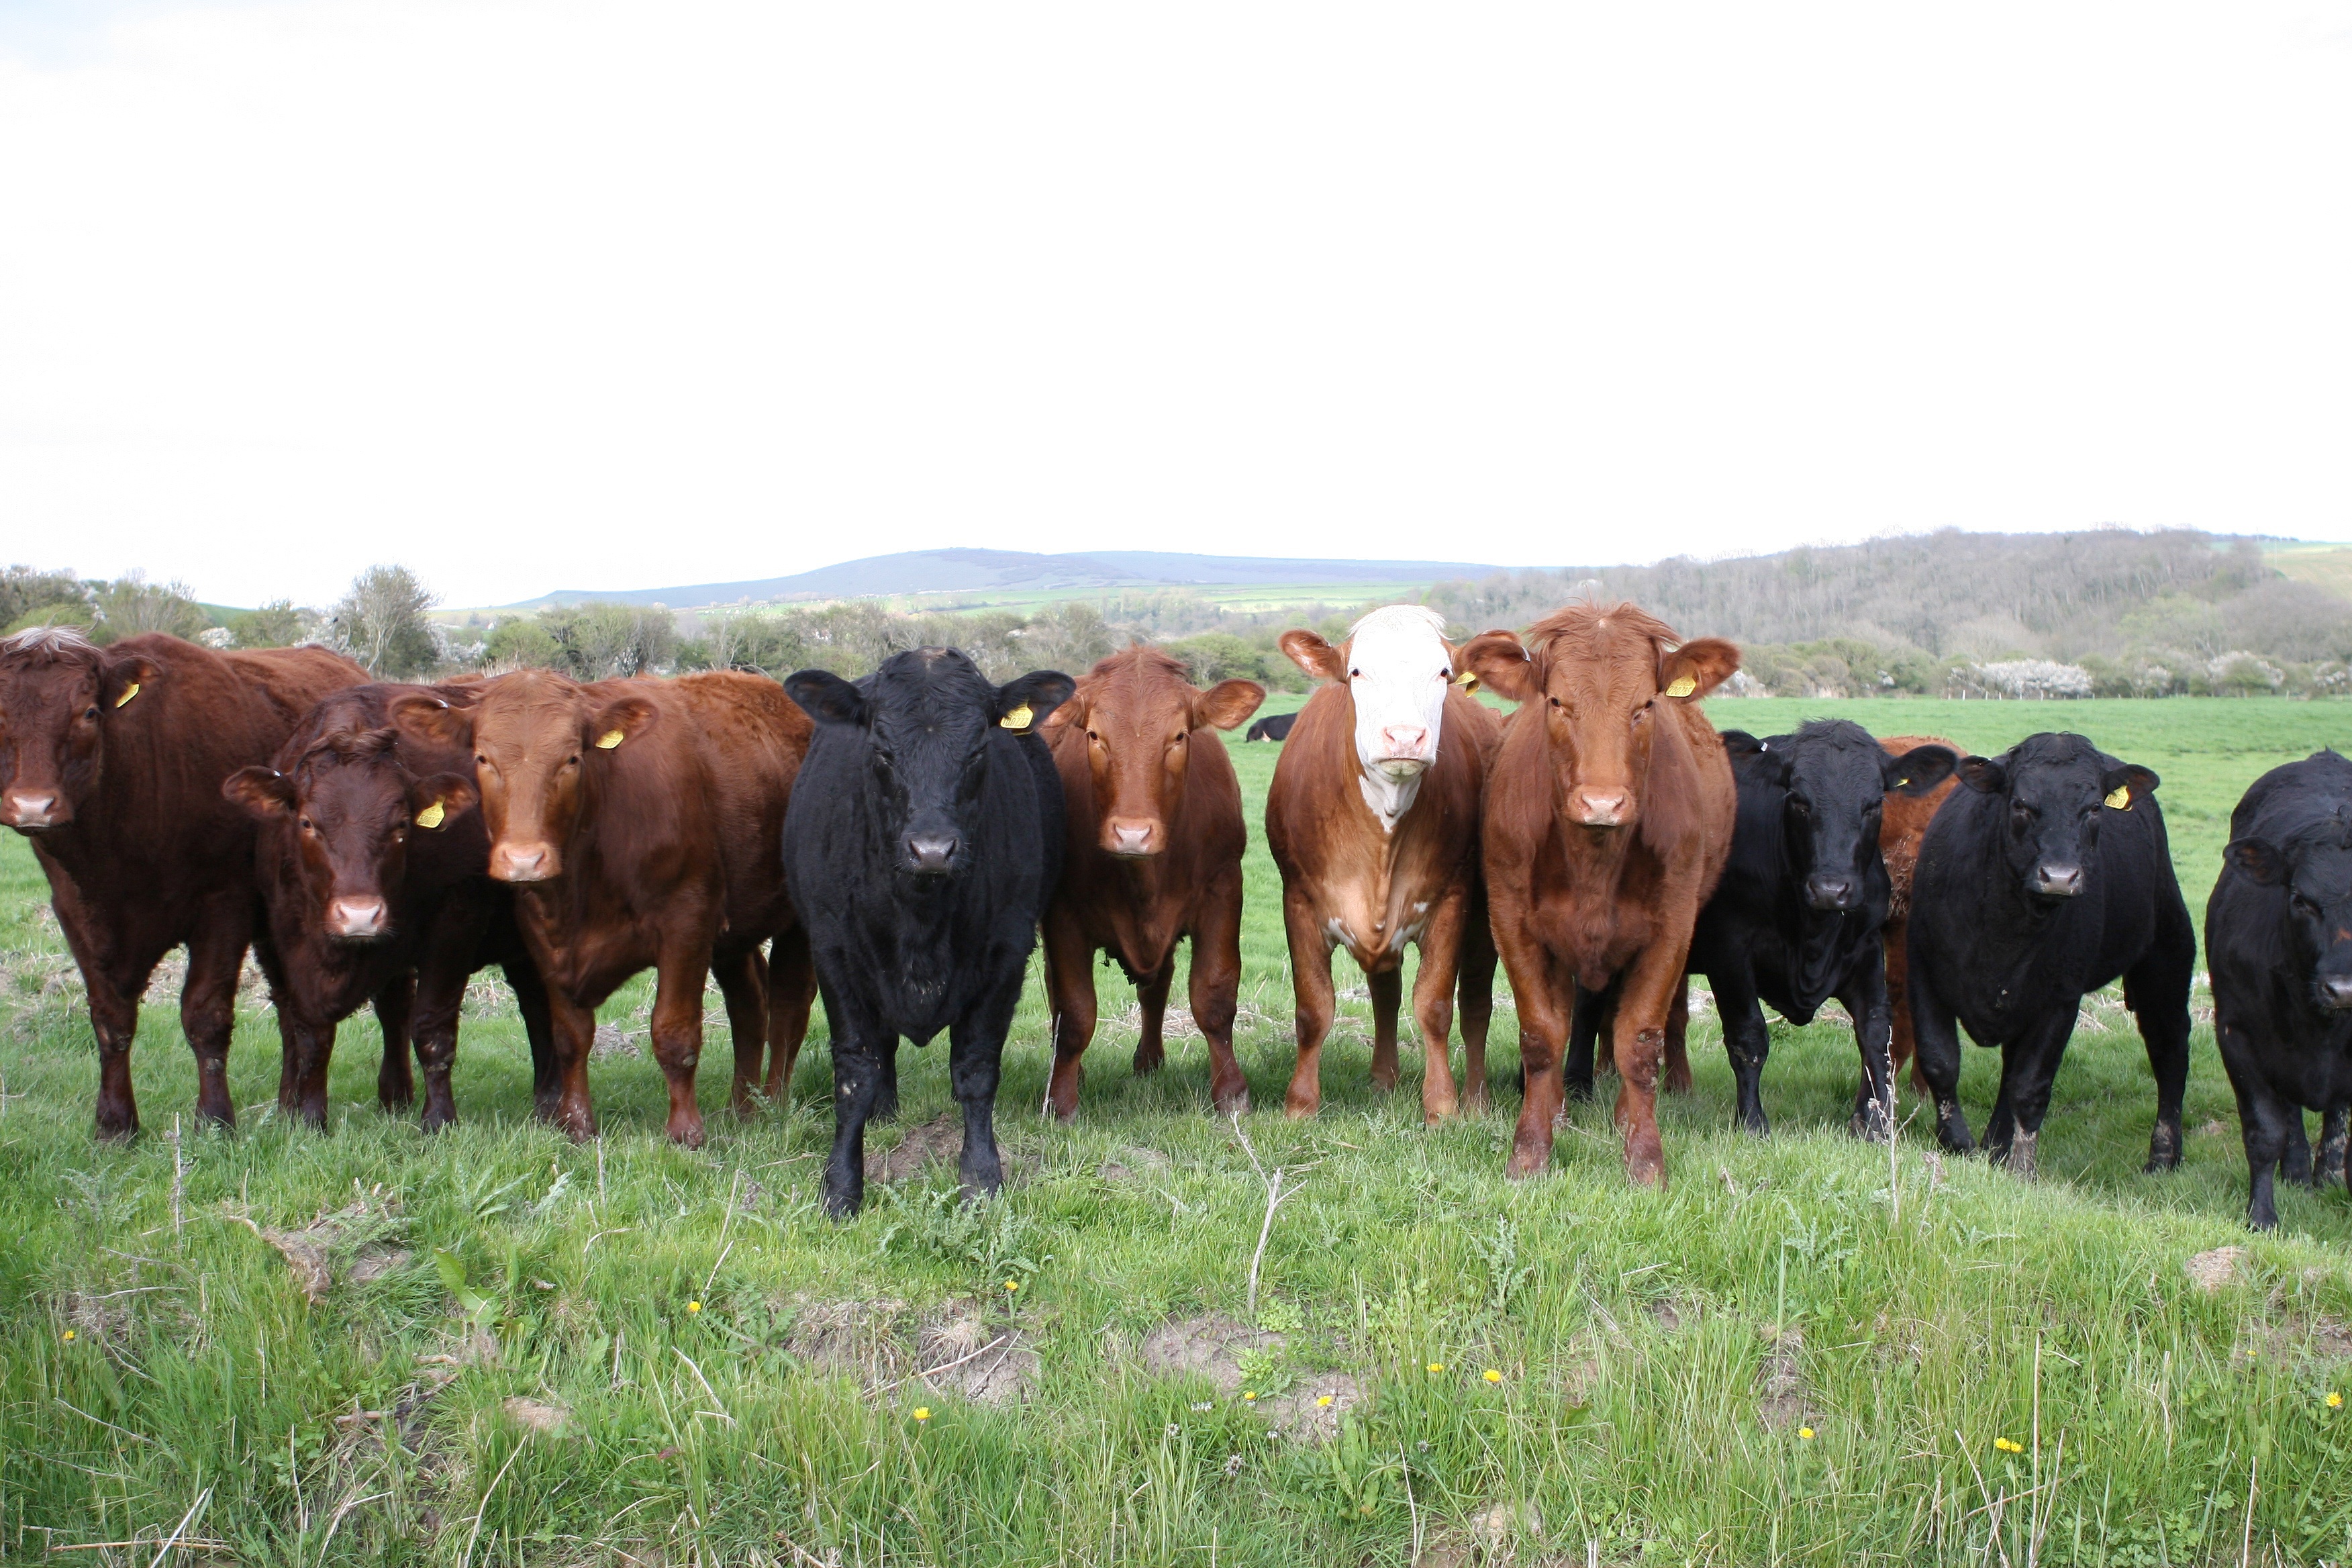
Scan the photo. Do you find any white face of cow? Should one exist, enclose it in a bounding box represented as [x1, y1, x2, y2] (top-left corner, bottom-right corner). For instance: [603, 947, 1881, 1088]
[1345, 605, 1454, 782]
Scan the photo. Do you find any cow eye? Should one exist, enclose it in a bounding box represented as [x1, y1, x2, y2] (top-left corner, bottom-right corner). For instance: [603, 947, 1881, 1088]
[1788, 797, 1811, 816]
[1349, 669, 1361, 679]
[1547, 696, 1561, 708]
[298, 818, 315, 832]
[84, 706, 101, 721]
[2294, 893, 2322, 920]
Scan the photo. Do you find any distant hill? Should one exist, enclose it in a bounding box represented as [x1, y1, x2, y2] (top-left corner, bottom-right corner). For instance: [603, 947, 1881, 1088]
[500, 548, 1507, 611]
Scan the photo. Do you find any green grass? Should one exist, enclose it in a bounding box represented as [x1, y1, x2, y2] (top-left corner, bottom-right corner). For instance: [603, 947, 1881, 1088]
[5, 697, 2352, 1565]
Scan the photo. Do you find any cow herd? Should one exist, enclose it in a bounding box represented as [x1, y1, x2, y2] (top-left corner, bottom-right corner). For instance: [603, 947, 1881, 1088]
[1, 609, 2347, 1229]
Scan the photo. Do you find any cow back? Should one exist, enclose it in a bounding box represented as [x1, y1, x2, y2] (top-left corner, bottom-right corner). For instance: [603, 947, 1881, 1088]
[1877, 734, 1961, 924]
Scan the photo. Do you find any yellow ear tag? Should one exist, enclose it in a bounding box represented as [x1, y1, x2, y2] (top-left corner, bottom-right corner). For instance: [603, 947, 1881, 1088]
[414, 801, 445, 830]
[999, 703, 1033, 731]
[595, 729, 625, 750]
[2104, 785, 2130, 810]
[114, 682, 140, 708]
[1453, 671, 1480, 691]
[1663, 675, 1698, 699]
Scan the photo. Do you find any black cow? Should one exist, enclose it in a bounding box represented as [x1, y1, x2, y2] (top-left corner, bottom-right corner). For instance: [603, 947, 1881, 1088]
[781, 647, 1073, 1218]
[2207, 750, 2352, 1228]
[1908, 732, 2195, 1177]
[1685, 722, 1957, 1136]
[1245, 711, 1297, 743]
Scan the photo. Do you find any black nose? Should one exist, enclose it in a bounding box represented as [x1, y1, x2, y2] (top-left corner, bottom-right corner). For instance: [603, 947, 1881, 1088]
[2030, 863, 2084, 897]
[904, 834, 958, 875]
[1803, 873, 1857, 911]
[2318, 975, 2352, 1012]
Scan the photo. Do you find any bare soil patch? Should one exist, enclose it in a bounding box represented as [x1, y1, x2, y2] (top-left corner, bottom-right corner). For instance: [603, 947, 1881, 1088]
[1263, 1373, 1363, 1443]
[2184, 1244, 2249, 1293]
[1139, 1314, 1283, 1393]
[1753, 1326, 1817, 1433]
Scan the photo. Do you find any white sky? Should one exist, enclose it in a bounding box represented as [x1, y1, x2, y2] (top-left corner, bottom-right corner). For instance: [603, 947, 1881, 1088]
[3, 2, 2349, 609]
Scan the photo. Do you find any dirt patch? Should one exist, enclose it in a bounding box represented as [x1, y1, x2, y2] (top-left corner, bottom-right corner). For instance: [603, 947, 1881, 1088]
[231, 1195, 404, 1304]
[348, 1246, 412, 1285]
[1754, 1327, 1816, 1433]
[785, 1297, 914, 1385]
[784, 1295, 1036, 1404]
[867, 1115, 965, 1184]
[1646, 1296, 1698, 1334]
[1263, 1373, 1363, 1444]
[591, 1024, 640, 1059]
[501, 1396, 571, 1434]
[2185, 1245, 2250, 1293]
[2251, 1314, 2352, 1367]
[1140, 1314, 1284, 1394]
[1099, 1144, 1175, 1183]
[912, 1304, 1038, 1406]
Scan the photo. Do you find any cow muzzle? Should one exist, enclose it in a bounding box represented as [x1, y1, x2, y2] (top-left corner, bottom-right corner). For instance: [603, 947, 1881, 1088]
[1568, 787, 1630, 829]
[1803, 873, 1859, 912]
[2, 791, 64, 832]
[902, 833, 959, 876]
[1101, 817, 1161, 858]
[2315, 974, 2352, 1012]
[491, 842, 558, 882]
[2029, 862, 2084, 898]
[1372, 726, 1431, 777]
[326, 896, 391, 941]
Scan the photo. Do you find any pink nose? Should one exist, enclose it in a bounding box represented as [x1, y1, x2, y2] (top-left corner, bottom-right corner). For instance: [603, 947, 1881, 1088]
[326, 897, 389, 938]
[1570, 789, 1630, 828]
[1104, 818, 1159, 856]
[492, 843, 554, 881]
[1379, 725, 1428, 756]
[4, 792, 58, 829]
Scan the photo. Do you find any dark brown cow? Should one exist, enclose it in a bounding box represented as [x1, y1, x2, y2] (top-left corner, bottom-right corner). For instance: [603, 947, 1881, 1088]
[0, 628, 366, 1134]
[1266, 605, 1501, 1121]
[224, 683, 556, 1131]
[1039, 646, 1263, 1118]
[393, 669, 815, 1146]
[1879, 732, 1963, 1095]
[1464, 602, 1739, 1185]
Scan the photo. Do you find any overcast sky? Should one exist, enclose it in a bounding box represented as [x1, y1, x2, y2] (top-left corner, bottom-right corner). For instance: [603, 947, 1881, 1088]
[3, 2, 2349, 608]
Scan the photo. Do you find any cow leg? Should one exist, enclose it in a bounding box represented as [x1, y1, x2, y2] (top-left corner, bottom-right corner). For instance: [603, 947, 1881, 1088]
[873, 1042, 901, 1123]
[2220, 1028, 2294, 1231]
[542, 989, 599, 1141]
[87, 967, 144, 1139]
[1281, 885, 1339, 1119]
[502, 960, 560, 1120]
[821, 983, 889, 1219]
[1906, 944, 1975, 1155]
[180, 906, 250, 1130]
[1189, 871, 1250, 1116]
[1710, 962, 1771, 1137]
[1663, 981, 1692, 1095]
[1991, 1010, 2080, 1181]
[371, 973, 416, 1114]
[1564, 984, 1604, 1101]
[407, 952, 469, 1133]
[648, 951, 712, 1148]
[2123, 934, 2194, 1174]
[1885, 917, 1932, 1100]
[1410, 891, 1469, 1123]
[714, 947, 770, 1119]
[1841, 953, 1896, 1142]
[1134, 957, 1177, 1077]
[1611, 941, 1692, 1187]
[272, 1005, 329, 1127]
[1367, 965, 1404, 1092]
[765, 926, 818, 1103]
[2318, 1106, 2349, 1192]
[245, 930, 303, 1114]
[947, 975, 1022, 1202]
[1042, 907, 1099, 1122]
[1455, 898, 1498, 1114]
[1496, 930, 1572, 1179]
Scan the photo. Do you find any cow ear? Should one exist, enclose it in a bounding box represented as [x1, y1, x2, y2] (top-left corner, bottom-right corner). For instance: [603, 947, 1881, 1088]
[1191, 679, 1265, 732]
[588, 694, 657, 752]
[2100, 763, 2159, 810]
[387, 691, 475, 750]
[222, 766, 294, 819]
[785, 670, 867, 727]
[1720, 730, 1788, 785]
[99, 650, 165, 712]
[1957, 755, 2008, 793]
[2227, 838, 2287, 885]
[1885, 744, 1959, 797]
[995, 670, 1075, 733]
[1459, 631, 1534, 703]
[1659, 638, 1739, 700]
[409, 772, 477, 828]
[1278, 630, 1346, 683]
[1720, 729, 1765, 757]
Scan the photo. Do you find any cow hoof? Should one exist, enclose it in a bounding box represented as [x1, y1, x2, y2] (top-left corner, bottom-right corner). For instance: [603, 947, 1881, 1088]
[1504, 1144, 1551, 1181]
[822, 1187, 864, 1221]
[1665, 1068, 1694, 1096]
[668, 1120, 707, 1150]
[1132, 1049, 1165, 1076]
[1422, 1101, 1457, 1126]
[420, 1110, 456, 1135]
[93, 1116, 139, 1143]
[1462, 1088, 1492, 1116]
[1212, 1088, 1252, 1117]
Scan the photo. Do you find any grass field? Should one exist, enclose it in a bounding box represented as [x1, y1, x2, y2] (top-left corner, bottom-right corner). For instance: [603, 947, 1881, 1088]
[5, 696, 2352, 1565]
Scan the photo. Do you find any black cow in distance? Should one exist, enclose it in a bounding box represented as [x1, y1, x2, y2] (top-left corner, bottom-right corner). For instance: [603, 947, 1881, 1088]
[2208, 750, 2352, 1228]
[781, 648, 1073, 1218]
[1244, 711, 1297, 743]
[1685, 722, 1957, 1136]
[1908, 732, 2196, 1177]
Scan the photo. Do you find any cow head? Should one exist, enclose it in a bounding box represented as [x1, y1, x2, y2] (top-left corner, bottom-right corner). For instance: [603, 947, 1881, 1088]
[390, 670, 653, 883]
[1726, 723, 1957, 912]
[787, 648, 1074, 878]
[1057, 645, 1261, 857]
[1461, 601, 1738, 834]
[1281, 605, 1463, 825]
[2226, 813, 2352, 1012]
[224, 728, 476, 942]
[0, 628, 166, 834]
[1956, 732, 2157, 902]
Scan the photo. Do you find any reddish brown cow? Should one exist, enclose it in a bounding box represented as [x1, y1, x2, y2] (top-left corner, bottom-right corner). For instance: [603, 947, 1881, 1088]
[393, 669, 815, 1146]
[1464, 602, 1739, 1185]
[1039, 646, 1264, 1118]
[1879, 732, 1963, 1095]
[224, 683, 556, 1131]
[1265, 605, 1501, 1121]
[0, 628, 366, 1135]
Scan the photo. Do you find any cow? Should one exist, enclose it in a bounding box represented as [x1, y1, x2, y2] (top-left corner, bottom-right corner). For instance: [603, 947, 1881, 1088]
[1906, 732, 2195, 1178]
[1265, 605, 1501, 1122]
[390, 669, 816, 1147]
[781, 647, 1073, 1218]
[0, 627, 365, 1135]
[1674, 722, 1957, 1136]
[2206, 750, 2352, 1228]
[1037, 645, 1263, 1119]
[1878, 732, 1963, 1096]
[222, 683, 556, 1132]
[1461, 601, 1740, 1185]
[1245, 712, 1298, 743]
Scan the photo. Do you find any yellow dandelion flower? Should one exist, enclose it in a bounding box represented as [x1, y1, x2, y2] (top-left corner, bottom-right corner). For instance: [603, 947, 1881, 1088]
[1994, 1437, 2023, 1454]
[913, 1407, 931, 1422]
[1004, 1279, 1020, 1293]
[1483, 1368, 1503, 1384]
[686, 1300, 701, 1314]
[1798, 1427, 1814, 1440]
[1242, 1391, 1257, 1402]
[2329, 1391, 2343, 1409]
[60, 1330, 75, 1342]
[1426, 1362, 1444, 1374]
[1316, 1395, 1334, 1408]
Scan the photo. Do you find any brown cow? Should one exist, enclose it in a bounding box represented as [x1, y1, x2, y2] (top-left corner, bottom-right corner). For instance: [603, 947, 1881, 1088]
[1463, 602, 1739, 1185]
[1266, 605, 1501, 1122]
[0, 628, 366, 1135]
[1879, 732, 1963, 1096]
[1039, 646, 1263, 1118]
[392, 669, 815, 1146]
[224, 683, 556, 1131]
